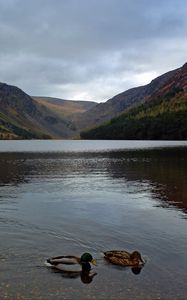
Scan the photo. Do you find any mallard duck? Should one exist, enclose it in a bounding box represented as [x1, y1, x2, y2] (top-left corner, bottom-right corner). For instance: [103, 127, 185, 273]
[46, 252, 96, 272]
[104, 250, 144, 267]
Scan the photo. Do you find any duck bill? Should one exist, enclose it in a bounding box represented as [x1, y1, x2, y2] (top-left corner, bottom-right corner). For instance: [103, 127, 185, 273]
[140, 257, 145, 265]
[91, 259, 97, 266]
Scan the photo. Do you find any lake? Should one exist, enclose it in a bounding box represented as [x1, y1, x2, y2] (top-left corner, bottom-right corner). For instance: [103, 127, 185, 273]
[0, 140, 187, 300]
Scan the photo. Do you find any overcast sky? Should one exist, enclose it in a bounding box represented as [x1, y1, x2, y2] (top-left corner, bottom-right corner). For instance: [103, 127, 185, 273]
[0, 0, 187, 102]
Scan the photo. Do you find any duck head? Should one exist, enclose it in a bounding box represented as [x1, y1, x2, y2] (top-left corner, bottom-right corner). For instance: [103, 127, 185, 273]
[80, 253, 96, 271]
[130, 251, 144, 266]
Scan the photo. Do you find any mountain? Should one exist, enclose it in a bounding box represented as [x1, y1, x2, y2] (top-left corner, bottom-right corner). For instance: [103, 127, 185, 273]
[81, 62, 187, 140]
[33, 96, 96, 118]
[72, 66, 178, 131]
[1, 62, 187, 140]
[0, 83, 78, 139]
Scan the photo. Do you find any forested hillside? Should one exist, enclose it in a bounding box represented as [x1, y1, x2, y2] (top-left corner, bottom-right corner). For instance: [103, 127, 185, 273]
[81, 63, 187, 140]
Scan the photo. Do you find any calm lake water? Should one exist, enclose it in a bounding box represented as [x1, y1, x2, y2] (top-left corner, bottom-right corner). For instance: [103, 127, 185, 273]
[0, 140, 187, 300]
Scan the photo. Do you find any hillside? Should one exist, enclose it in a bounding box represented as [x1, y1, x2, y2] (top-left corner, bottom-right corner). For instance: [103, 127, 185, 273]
[72, 66, 178, 131]
[33, 96, 96, 117]
[81, 63, 187, 140]
[1, 62, 187, 140]
[0, 83, 77, 139]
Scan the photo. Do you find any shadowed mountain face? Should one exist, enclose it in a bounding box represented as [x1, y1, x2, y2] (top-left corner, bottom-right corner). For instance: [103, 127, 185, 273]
[0, 83, 79, 139]
[72, 66, 181, 130]
[81, 63, 187, 139]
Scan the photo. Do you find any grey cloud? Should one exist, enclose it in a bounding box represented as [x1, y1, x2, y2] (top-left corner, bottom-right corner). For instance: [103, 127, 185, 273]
[0, 0, 187, 101]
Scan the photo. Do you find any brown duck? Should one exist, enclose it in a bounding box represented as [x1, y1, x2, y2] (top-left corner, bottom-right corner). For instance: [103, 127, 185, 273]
[104, 250, 144, 267]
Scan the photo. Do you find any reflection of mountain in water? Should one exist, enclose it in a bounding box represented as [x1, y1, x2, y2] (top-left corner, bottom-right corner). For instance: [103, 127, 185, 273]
[0, 154, 28, 185]
[0, 148, 187, 213]
[105, 148, 187, 213]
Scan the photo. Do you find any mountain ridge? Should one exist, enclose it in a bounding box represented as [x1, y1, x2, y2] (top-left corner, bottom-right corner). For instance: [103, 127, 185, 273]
[81, 62, 187, 140]
[0, 83, 77, 139]
[71, 66, 179, 131]
[33, 96, 97, 118]
[0, 62, 187, 139]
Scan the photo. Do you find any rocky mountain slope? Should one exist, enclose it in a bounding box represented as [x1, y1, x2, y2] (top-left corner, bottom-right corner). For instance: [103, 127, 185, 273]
[81, 62, 187, 140]
[33, 96, 96, 117]
[0, 83, 78, 139]
[72, 66, 178, 131]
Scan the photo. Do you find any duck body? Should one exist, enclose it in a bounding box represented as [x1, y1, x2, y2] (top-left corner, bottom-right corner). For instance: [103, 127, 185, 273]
[46, 253, 96, 272]
[104, 250, 144, 267]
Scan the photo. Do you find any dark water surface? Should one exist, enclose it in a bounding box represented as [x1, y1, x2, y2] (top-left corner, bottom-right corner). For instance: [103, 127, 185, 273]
[0, 140, 187, 300]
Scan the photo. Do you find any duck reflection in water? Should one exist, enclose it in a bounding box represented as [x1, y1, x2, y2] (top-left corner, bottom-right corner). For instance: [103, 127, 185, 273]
[50, 266, 97, 284]
[46, 252, 97, 284]
[131, 266, 143, 275]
